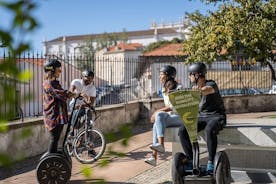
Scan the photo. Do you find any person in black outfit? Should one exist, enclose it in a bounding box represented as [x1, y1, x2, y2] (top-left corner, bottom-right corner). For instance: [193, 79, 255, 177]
[178, 62, 226, 174]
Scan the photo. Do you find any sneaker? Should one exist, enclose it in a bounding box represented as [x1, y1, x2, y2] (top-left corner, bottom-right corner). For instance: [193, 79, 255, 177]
[207, 162, 214, 175]
[144, 156, 156, 166]
[149, 143, 165, 153]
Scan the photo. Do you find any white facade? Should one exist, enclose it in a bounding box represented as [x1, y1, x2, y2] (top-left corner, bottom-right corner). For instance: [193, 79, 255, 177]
[43, 21, 190, 57]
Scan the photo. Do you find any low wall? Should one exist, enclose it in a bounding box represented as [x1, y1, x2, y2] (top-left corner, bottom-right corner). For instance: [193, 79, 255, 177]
[223, 94, 276, 113]
[0, 101, 141, 162]
[0, 94, 275, 162]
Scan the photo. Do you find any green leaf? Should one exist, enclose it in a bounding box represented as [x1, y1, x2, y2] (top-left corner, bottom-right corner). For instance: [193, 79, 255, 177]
[99, 158, 110, 167]
[81, 166, 93, 178]
[0, 121, 8, 133]
[0, 153, 12, 167]
[17, 70, 32, 82]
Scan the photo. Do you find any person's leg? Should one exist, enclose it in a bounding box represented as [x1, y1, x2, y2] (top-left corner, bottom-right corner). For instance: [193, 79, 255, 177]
[204, 116, 222, 162]
[204, 116, 225, 173]
[145, 121, 157, 165]
[178, 119, 206, 160]
[145, 112, 166, 165]
[152, 122, 159, 145]
[157, 114, 183, 147]
[150, 112, 168, 153]
[68, 109, 81, 136]
[178, 125, 193, 160]
[48, 124, 64, 153]
[166, 114, 184, 128]
[154, 112, 168, 145]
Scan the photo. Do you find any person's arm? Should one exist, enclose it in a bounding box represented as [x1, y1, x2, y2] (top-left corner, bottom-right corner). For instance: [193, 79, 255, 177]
[44, 81, 70, 100]
[87, 86, 97, 106]
[192, 83, 215, 96]
[200, 85, 215, 96]
[69, 84, 76, 93]
[89, 96, 96, 105]
[81, 85, 96, 107]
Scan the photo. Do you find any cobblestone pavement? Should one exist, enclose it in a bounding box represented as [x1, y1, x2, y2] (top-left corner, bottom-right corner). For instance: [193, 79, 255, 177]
[127, 160, 172, 184]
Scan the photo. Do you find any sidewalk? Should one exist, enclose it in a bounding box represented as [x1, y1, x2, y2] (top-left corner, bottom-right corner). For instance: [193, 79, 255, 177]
[0, 128, 172, 184]
[0, 111, 275, 184]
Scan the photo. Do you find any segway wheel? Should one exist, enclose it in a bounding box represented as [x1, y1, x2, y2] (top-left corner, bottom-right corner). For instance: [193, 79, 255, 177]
[214, 151, 231, 184]
[36, 154, 72, 184]
[60, 148, 72, 167]
[172, 152, 186, 184]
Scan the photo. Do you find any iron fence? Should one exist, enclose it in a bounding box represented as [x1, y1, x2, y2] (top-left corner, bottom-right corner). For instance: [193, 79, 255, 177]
[0, 51, 275, 120]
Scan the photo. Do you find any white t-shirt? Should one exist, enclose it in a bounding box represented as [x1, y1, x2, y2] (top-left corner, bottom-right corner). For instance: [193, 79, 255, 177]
[162, 84, 182, 114]
[69, 79, 96, 109]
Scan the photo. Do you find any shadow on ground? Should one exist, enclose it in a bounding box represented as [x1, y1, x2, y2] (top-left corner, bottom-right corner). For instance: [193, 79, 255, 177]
[70, 179, 136, 184]
[0, 154, 41, 180]
[0, 123, 153, 180]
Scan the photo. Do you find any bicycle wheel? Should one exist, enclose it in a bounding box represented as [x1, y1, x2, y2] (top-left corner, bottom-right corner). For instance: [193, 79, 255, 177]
[73, 128, 106, 164]
[65, 129, 80, 157]
[65, 137, 74, 156]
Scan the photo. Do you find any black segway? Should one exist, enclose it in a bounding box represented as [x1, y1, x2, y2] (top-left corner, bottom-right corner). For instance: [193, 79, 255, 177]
[169, 90, 231, 184]
[36, 95, 81, 184]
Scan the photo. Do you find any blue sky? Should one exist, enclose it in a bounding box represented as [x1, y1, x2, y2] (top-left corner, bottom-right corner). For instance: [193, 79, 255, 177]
[1, 0, 220, 51]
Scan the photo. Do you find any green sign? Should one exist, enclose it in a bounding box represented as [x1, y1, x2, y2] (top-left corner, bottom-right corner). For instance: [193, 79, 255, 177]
[168, 90, 201, 143]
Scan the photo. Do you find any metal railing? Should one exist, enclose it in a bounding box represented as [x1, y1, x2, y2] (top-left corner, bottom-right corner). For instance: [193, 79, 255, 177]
[0, 51, 275, 120]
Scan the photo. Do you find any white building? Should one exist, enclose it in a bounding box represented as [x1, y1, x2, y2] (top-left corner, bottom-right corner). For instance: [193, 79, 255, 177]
[42, 20, 190, 57]
[94, 43, 143, 86]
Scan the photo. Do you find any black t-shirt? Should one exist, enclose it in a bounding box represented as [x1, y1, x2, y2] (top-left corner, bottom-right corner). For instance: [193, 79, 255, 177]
[199, 80, 225, 116]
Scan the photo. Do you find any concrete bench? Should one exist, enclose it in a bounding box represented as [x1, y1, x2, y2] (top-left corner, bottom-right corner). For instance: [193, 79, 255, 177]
[164, 118, 276, 170]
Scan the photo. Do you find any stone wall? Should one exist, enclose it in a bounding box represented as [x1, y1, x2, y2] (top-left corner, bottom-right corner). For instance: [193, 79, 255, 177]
[223, 94, 276, 113]
[0, 94, 275, 161]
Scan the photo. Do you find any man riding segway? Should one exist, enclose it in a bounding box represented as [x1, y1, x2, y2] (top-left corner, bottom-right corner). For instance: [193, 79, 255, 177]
[169, 62, 230, 184]
[178, 62, 226, 174]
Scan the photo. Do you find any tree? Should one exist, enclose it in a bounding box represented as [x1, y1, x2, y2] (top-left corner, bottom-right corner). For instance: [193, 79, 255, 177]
[0, 0, 37, 166]
[184, 0, 276, 79]
[143, 38, 183, 53]
[76, 30, 129, 70]
[75, 39, 96, 70]
[0, 1, 131, 179]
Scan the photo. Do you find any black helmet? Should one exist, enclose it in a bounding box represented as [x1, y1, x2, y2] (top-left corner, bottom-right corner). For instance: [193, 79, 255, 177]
[160, 65, 176, 79]
[188, 62, 207, 77]
[44, 59, 61, 72]
[82, 70, 94, 78]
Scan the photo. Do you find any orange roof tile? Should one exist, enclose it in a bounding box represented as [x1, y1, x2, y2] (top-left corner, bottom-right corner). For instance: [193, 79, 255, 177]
[143, 43, 186, 56]
[108, 43, 143, 52]
[16, 58, 45, 66]
[0, 58, 45, 66]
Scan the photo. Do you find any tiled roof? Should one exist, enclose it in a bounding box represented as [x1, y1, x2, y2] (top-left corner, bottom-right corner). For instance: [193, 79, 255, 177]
[0, 58, 45, 66]
[143, 43, 186, 56]
[46, 28, 178, 43]
[17, 58, 45, 66]
[108, 43, 143, 52]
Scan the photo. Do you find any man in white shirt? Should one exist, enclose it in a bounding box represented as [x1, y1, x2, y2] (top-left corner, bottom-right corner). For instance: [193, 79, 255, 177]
[68, 70, 97, 157]
[69, 70, 96, 110]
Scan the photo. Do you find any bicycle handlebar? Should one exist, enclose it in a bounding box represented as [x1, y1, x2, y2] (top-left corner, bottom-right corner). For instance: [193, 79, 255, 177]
[74, 94, 99, 120]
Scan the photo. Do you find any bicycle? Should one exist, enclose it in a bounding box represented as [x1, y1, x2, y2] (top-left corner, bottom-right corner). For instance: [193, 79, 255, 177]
[65, 96, 106, 164]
